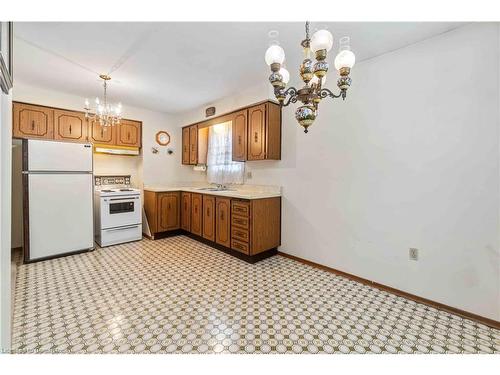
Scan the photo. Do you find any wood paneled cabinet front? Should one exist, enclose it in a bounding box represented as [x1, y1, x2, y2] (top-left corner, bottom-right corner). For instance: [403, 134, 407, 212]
[13, 102, 54, 140]
[190, 193, 203, 236]
[247, 102, 281, 161]
[181, 192, 191, 231]
[182, 127, 190, 164]
[232, 110, 247, 161]
[88, 119, 115, 145]
[157, 192, 180, 232]
[181, 100, 281, 164]
[54, 110, 88, 142]
[215, 197, 231, 247]
[202, 195, 216, 241]
[117, 119, 142, 148]
[13, 101, 143, 148]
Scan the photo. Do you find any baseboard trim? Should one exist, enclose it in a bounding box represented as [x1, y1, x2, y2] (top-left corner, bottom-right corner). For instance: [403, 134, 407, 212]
[277, 252, 500, 330]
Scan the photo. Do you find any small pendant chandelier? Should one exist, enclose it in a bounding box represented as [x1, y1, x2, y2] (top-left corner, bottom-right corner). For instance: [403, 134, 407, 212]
[265, 22, 355, 133]
[84, 74, 122, 127]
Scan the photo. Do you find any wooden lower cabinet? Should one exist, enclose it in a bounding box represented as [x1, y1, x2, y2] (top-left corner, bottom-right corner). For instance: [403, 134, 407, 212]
[231, 198, 281, 255]
[202, 195, 215, 241]
[181, 192, 191, 231]
[215, 197, 231, 247]
[144, 191, 180, 237]
[191, 193, 202, 236]
[143, 190, 281, 261]
[158, 192, 180, 232]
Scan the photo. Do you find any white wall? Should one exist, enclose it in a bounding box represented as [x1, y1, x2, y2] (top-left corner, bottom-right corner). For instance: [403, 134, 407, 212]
[0, 89, 13, 350]
[176, 23, 500, 321]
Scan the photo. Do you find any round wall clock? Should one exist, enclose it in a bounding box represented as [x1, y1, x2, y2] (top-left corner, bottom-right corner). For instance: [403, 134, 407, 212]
[155, 131, 171, 146]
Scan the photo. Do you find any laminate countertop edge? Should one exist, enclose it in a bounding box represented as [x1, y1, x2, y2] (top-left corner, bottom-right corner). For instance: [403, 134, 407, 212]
[143, 187, 281, 200]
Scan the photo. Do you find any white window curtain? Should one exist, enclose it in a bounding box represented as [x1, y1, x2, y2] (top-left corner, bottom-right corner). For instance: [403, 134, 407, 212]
[207, 121, 244, 185]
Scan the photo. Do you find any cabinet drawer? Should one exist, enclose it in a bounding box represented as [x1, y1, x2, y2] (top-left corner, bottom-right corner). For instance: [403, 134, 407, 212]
[231, 214, 249, 229]
[231, 239, 249, 255]
[231, 227, 249, 242]
[232, 201, 250, 216]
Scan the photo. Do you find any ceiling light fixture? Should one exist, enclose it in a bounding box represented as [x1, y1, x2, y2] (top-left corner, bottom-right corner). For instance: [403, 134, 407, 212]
[84, 74, 122, 127]
[265, 22, 355, 133]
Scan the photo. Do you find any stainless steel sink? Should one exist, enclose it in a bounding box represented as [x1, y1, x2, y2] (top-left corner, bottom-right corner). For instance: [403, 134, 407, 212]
[196, 187, 235, 192]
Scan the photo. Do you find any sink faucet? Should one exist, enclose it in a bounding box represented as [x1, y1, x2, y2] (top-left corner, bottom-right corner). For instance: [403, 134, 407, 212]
[216, 184, 227, 190]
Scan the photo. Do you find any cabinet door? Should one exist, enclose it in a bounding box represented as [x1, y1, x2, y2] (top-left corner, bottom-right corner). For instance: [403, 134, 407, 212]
[202, 195, 215, 241]
[88, 119, 115, 145]
[13, 102, 54, 140]
[182, 127, 190, 164]
[232, 110, 247, 161]
[54, 110, 88, 143]
[191, 193, 202, 236]
[189, 125, 198, 164]
[216, 197, 231, 247]
[247, 103, 266, 160]
[157, 192, 180, 231]
[181, 192, 191, 231]
[117, 119, 142, 147]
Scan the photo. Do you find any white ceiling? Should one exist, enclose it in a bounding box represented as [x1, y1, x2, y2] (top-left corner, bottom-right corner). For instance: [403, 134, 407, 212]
[14, 22, 465, 114]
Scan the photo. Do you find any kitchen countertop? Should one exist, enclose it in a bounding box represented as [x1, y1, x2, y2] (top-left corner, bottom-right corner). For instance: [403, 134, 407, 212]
[143, 185, 281, 200]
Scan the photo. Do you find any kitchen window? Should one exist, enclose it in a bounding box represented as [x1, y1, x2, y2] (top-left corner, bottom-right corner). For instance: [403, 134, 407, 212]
[207, 121, 244, 185]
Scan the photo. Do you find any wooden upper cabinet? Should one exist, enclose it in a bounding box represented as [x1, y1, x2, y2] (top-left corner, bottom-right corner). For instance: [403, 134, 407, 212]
[181, 100, 281, 164]
[117, 119, 142, 148]
[189, 125, 198, 164]
[248, 103, 266, 161]
[197, 126, 209, 165]
[88, 119, 115, 145]
[247, 102, 281, 161]
[13, 102, 54, 140]
[232, 110, 247, 161]
[191, 193, 203, 236]
[182, 127, 190, 164]
[202, 195, 215, 241]
[54, 110, 88, 143]
[216, 197, 231, 247]
[181, 192, 191, 232]
[157, 192, 180, 232]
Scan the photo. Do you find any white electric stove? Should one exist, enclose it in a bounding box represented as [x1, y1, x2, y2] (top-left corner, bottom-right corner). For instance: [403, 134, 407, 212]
[94, 175, 142, 247]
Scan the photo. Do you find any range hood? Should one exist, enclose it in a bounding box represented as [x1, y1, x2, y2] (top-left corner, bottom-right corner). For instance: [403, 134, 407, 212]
[93, 144, 140, 156]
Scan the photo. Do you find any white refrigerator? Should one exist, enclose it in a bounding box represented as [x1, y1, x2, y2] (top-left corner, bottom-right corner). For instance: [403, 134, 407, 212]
[22, 139, 94, 262]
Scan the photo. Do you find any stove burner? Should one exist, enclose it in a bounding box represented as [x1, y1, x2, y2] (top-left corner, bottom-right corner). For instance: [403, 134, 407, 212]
[119, 189, 133, 191]
[100, 189, 114, 192]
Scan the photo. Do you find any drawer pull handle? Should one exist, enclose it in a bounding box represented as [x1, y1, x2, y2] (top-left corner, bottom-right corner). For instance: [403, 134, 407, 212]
[100, 128, 104, 138]
[127, 132, 131, 140]
[238, 135, 242, 145]
[220, 211, 224, 220]
[167, 203, 171, 210]
[69, 125, 72, 134]
[254, 132, 258, 142]
[207, 207, 210, 216]
[31, 120, 35, 130]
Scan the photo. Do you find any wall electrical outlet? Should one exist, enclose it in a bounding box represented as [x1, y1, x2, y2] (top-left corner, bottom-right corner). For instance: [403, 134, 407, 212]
[409, 248, 419, 261]
[246, 171, 252, 179]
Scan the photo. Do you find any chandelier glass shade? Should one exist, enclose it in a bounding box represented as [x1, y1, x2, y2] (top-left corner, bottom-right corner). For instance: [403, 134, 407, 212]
[84, 74, 122, 127]
[265, 22, 355, 133]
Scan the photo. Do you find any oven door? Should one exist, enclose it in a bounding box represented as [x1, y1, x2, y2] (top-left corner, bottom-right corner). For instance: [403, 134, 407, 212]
[100, 195, 141, 229]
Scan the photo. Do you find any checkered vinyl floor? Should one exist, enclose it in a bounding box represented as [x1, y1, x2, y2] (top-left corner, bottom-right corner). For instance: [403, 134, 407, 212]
[11, 236, 500, 353]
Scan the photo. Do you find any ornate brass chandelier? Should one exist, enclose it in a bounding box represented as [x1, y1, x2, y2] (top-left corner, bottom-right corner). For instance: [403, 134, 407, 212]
[84, 74, 122, 127]
[265, 22, 355, 133]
